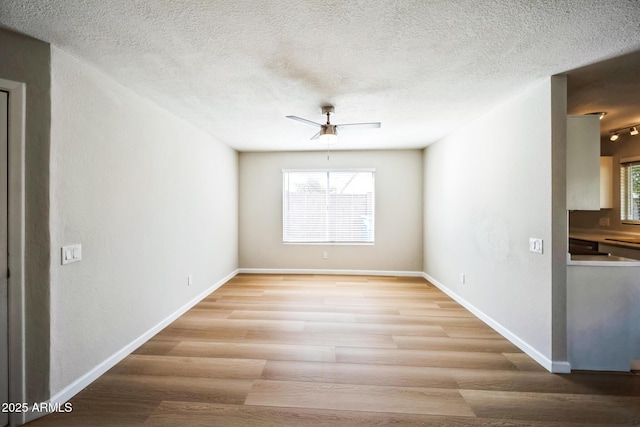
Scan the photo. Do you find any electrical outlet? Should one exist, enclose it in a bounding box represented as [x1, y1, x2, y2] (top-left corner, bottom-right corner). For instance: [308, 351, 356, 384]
[323, 251, 328, 260]
[599, 217, 610, 227]
[529, 238, 543, 254]
[459, 273, 465, 284]
[188, 274, 193, 286]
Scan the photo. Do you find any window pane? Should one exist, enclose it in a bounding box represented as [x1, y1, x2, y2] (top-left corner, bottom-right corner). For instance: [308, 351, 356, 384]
[283, 170, 375, 243]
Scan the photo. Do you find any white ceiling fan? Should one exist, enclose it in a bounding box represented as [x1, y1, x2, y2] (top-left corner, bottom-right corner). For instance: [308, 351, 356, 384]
[286, 106, 381, 144]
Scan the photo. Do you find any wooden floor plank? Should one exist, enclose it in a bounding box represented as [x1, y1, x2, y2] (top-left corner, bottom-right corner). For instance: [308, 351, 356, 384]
[452, 369, 640, 396]
[169, 317, 305, 332]
[144, 401, 612, 427]
[152, 326, 247, 342]
[168, 341, 336, 363]
[323, 297, 442, 308]
[460, 389, 640, 424]
[304, 320, 447, 337]
[502, 352, 549, 372]
[260, 360, 459, 389]
[109, 355, 266, 379]
[336, 347, 519, 370]
[178, 308, 232, 319]
[400, 308, 476, 318]
[354, 313, 485, 326]
[195, 301, 400, 315]
[24, 273, 640, 426]
[443, 325, 505, 339]
[393, 335, 521, 353]
[132, 339, 180, 356]
[227, 309, 357, 323]
[243, 330, 398, 349]
[85, 374, 254, 405]
[245, 380, 476, 416]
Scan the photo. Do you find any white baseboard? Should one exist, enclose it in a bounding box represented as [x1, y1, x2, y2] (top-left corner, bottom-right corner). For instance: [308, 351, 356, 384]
[237, 268, 423, 277]
[42, 269, 239, 413]
[422, 272, 571, 374]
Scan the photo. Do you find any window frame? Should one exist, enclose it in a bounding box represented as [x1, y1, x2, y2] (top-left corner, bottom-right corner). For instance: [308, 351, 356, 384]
[282, 168, 376, 245]
[620, 158, 640, 225]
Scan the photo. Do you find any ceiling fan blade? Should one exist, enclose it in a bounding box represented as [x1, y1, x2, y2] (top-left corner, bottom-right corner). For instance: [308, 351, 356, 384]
[336, 122, 381, 131]
[286, 115, 322, 127]
[310, 131, 320, 140]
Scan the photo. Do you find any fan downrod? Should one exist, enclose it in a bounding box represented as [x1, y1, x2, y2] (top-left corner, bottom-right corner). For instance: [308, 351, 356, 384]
[321, 105, 335, 123]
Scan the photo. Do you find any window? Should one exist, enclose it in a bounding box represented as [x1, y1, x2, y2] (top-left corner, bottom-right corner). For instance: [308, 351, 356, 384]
[620, 160, 640, 223]
[282, 169, 375, 243]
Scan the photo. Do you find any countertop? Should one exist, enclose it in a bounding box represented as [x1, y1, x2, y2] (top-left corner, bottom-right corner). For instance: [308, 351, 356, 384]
[568, 229, 640, 266]
[568, 253, 640, 266]
[569, 230, 640, 250]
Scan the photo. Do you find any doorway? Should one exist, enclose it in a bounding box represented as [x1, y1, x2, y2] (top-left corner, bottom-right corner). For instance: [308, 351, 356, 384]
[0, 77, 26, 427]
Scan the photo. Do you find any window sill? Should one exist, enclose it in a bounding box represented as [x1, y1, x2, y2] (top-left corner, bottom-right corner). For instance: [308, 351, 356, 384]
[283, 242, 374, 246]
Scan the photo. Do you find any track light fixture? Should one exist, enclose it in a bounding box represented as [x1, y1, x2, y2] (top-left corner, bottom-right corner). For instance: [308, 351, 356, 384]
[608, 123, 640, 141]
[588, 112, 607, 120]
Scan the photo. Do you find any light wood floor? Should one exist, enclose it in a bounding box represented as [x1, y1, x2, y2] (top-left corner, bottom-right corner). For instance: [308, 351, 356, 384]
[26, 274, 640, 426]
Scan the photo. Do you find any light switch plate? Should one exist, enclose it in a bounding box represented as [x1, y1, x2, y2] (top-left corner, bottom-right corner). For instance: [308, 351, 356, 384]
[529, 238, 543, 254]
[61, 244, 82, 265]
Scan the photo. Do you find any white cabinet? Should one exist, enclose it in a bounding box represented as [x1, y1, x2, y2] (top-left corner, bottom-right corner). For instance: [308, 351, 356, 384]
[567, 115, 601, 210]
[600, 156, 613, 209]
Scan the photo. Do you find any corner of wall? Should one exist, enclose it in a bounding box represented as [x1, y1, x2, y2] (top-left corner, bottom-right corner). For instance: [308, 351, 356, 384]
[550, 75, 568, 363]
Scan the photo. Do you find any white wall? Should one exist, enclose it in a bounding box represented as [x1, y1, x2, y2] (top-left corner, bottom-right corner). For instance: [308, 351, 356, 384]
[49, 48, 238, 396]
[423, 78, 567, 369]
[239, 150, 423, 273]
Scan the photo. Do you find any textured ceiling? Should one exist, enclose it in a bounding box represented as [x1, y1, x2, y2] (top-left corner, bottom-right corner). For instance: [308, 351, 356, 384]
[567, 50, 640, 142]
[1, 0, 640, 151]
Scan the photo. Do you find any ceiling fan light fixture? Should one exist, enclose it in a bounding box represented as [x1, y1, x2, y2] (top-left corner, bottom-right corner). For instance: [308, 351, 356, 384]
[630, 126, 639, 136]
[319, 133, 338, 144]
[319, 124, 338, 144]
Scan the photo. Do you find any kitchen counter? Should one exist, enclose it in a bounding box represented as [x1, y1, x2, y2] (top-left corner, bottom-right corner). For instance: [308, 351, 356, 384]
[569, 229, 640, 266]
[569, 230, 640, 250]
[567, 230, 640, 372]
[567, 263, 640, 371]
[568, 253, 640, 266]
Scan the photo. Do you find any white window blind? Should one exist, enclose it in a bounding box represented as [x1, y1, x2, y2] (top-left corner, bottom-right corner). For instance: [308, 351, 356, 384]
[620, 160, 640, 223]
[283, 169, 375, 243]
